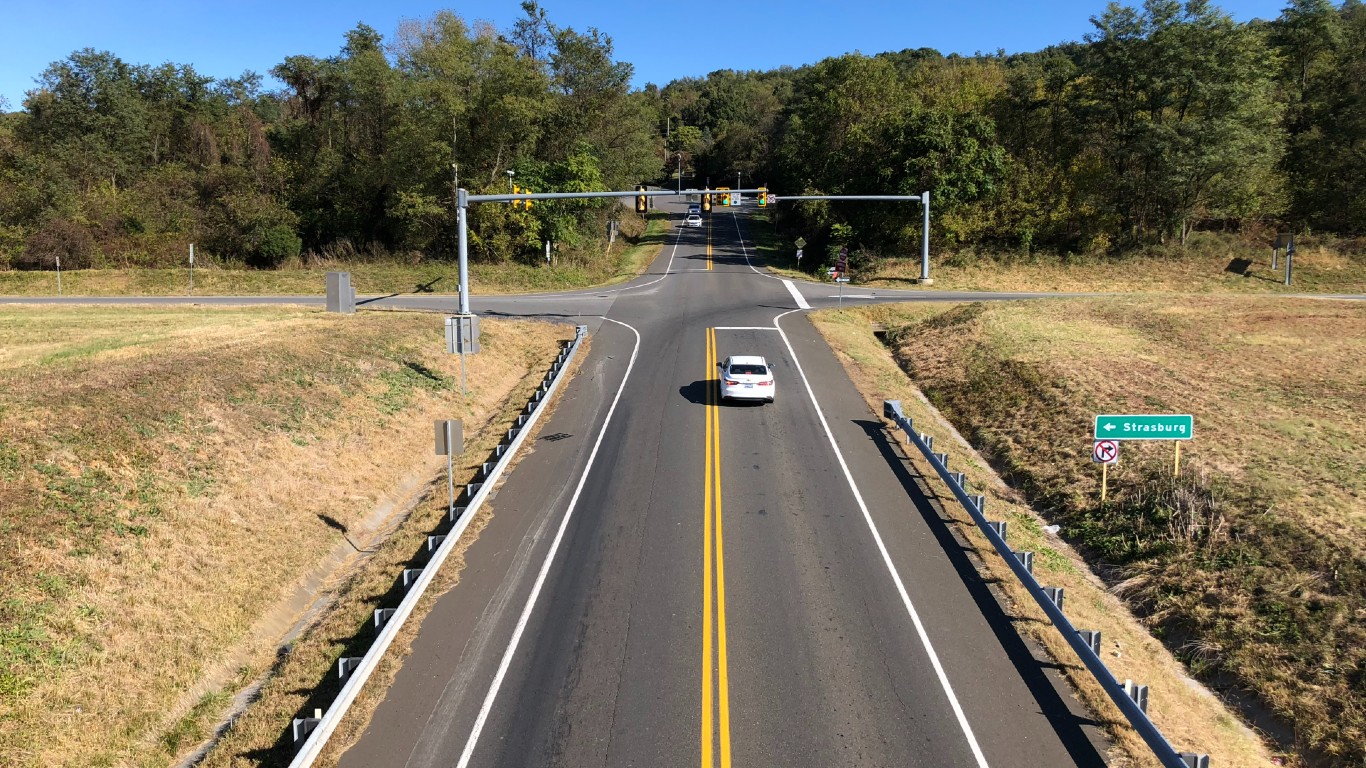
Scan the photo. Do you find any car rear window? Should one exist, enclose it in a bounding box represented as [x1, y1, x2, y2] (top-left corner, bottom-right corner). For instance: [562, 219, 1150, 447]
[729, 364, 768, 375]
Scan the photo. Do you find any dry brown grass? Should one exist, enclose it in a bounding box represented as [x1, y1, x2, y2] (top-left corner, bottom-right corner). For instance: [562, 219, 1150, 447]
[0, 305, 574, 767]
[196, 333, 588, 768]
[765, 234, 1366, 295]
[808, 296, 1366, 767]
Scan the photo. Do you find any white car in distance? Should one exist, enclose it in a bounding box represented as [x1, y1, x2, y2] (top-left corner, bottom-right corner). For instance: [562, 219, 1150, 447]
[684, 213, 703, 228]
[718, 355, 775, 403]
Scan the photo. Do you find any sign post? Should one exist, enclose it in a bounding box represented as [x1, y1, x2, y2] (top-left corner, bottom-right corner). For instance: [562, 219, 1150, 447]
[55, 254, 62, 296]
[446, 315, 481, 397]
[189, 243, 195, 295]
[1092, 439, 1120, 502]
[434, 419, 463, 518]
[1094, 414, 1193, 479]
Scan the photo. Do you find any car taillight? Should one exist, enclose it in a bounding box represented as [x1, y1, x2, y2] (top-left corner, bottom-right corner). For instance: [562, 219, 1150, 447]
[724, 379, 739, 385]
[757, 380, 773, 386]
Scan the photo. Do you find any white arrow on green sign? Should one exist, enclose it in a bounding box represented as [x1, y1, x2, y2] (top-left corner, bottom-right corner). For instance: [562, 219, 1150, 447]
[1094, 414, 1193, 440]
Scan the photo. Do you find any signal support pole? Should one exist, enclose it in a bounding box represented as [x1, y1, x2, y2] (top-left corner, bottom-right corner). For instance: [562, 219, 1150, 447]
[917, 190, 932, 285]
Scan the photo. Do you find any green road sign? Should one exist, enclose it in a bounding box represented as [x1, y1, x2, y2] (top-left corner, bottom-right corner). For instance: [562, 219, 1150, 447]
[1094, 414, 1193, 440]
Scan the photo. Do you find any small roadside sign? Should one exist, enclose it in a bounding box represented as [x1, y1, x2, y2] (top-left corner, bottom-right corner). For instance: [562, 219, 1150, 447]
[835, 245, 849, 272]
[1092, 440, 1119, 464]
[795, 237, 807, 249]
[796, 248, 804, 262]
[1094, 414, 1193, 440]
[834, 277, 850, 283]
[765, 194, 777, 204]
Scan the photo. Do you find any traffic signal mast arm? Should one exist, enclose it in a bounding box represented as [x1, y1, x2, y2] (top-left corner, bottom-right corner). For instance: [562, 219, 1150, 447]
[466, 188, 767, 203]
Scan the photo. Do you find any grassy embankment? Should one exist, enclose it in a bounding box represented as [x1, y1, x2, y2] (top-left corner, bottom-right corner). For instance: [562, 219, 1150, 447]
[0, 305, 575, 767]
[0, 211, 669, 297]
[810, 297, 1365, 767]
[752, 217, 1366, 295]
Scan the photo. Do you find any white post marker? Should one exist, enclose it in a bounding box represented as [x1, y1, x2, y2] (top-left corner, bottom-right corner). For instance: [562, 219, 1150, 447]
[189, 243, 195, 294]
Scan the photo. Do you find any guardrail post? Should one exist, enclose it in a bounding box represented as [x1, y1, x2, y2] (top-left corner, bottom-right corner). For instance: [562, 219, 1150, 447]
[922, 433, 934, 450]
[449, 506, 466, 523]
[466, 482, 482, 498]
[1043, 586, 1065, 609]
[934, 452, 947, 468]
[1179, 754, 1210, 768]
[1014, 550, 1034, 574]
[951, 471, 966, 489]
[987, 520, 1007, 540]
[402, 569, 423, 589]
[1079, 630, 1102, 656]
[1123, 679, 1150, 713]
[427, 535, 446, 552]
[292, 709, 323, 744]
[374, 608, 395, 630]
[972, 495, 986, 514]
[337, 657, 362, 682]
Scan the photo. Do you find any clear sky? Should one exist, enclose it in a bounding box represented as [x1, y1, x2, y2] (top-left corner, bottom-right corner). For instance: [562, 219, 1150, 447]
[0, 0, 1290, 109]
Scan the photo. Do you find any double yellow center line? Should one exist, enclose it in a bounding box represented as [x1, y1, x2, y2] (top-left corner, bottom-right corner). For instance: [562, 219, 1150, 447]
[702, 327, 731, 766]
[707, 215, 714, 270]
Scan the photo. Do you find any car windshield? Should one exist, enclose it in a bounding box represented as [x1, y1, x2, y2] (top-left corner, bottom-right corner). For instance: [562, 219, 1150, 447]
[729, 364, 767, 376]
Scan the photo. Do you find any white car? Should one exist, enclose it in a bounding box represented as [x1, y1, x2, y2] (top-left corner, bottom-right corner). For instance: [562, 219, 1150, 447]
[718, 355, 775, 403]
[684, 214, 703, 228]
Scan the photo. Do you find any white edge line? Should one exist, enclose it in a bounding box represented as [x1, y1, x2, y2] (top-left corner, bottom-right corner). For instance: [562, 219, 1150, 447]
[782, 279, 811, 310]
[455, 317, 642, 768]
[773, 309, 992, 768]
[288, 325, 590, 768]
[485, 221, 687, 301]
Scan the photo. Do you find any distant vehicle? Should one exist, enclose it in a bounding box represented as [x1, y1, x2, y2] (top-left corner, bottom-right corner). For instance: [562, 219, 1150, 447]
[688, 203, 702, 215]
[717, 355, 775, 403]
[684, 214, 704, 228]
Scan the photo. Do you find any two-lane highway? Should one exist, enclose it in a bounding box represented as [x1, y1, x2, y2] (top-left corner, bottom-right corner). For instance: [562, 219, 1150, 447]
[335, 203, 1107, 767]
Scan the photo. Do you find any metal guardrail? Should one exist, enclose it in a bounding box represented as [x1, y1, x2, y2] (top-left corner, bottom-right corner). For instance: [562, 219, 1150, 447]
[882, 400, 1210, 768]
[284, 325, 589, 767]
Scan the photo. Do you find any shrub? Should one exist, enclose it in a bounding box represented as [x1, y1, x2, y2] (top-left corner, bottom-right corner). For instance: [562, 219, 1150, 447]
[18, 217, 96, 270]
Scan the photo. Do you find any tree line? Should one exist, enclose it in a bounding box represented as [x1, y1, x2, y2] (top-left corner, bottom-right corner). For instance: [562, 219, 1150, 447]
[672, 0, 1365, 265]
[1, 0, 1363, 270]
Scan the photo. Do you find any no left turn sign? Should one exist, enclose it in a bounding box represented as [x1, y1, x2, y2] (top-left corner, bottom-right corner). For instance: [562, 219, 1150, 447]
[1092, 440, 1119, 464]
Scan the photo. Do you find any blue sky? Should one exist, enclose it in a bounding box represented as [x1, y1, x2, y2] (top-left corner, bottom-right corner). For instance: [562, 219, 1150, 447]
[0, 0, 1290, 109]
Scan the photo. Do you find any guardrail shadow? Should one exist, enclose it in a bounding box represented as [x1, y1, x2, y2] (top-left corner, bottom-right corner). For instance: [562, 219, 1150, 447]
[854, 418, 1111, 766]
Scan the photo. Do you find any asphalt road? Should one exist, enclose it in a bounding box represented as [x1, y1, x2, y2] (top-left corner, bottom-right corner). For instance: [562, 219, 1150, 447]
[322, 204, 1110, 768]
[5, 210, 1360, 767]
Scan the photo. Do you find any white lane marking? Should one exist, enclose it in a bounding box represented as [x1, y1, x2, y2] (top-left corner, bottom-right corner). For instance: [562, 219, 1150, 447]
[455, 317, 642, 768]
[827, 294, 876, 299]
[713, 326, 779, 331]
[772, 309, 992, 768]
[493, 224, 688, 301]
[782, 279, 811, 310]
[729, 212, 771, 278]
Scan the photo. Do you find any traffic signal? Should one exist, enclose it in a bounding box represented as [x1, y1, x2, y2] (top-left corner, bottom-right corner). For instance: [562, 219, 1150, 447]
[635, 185, 647, 214]
[511, 185, 533, 209]
[757, 186, 767, 207]
[702, 189, 712, 212]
